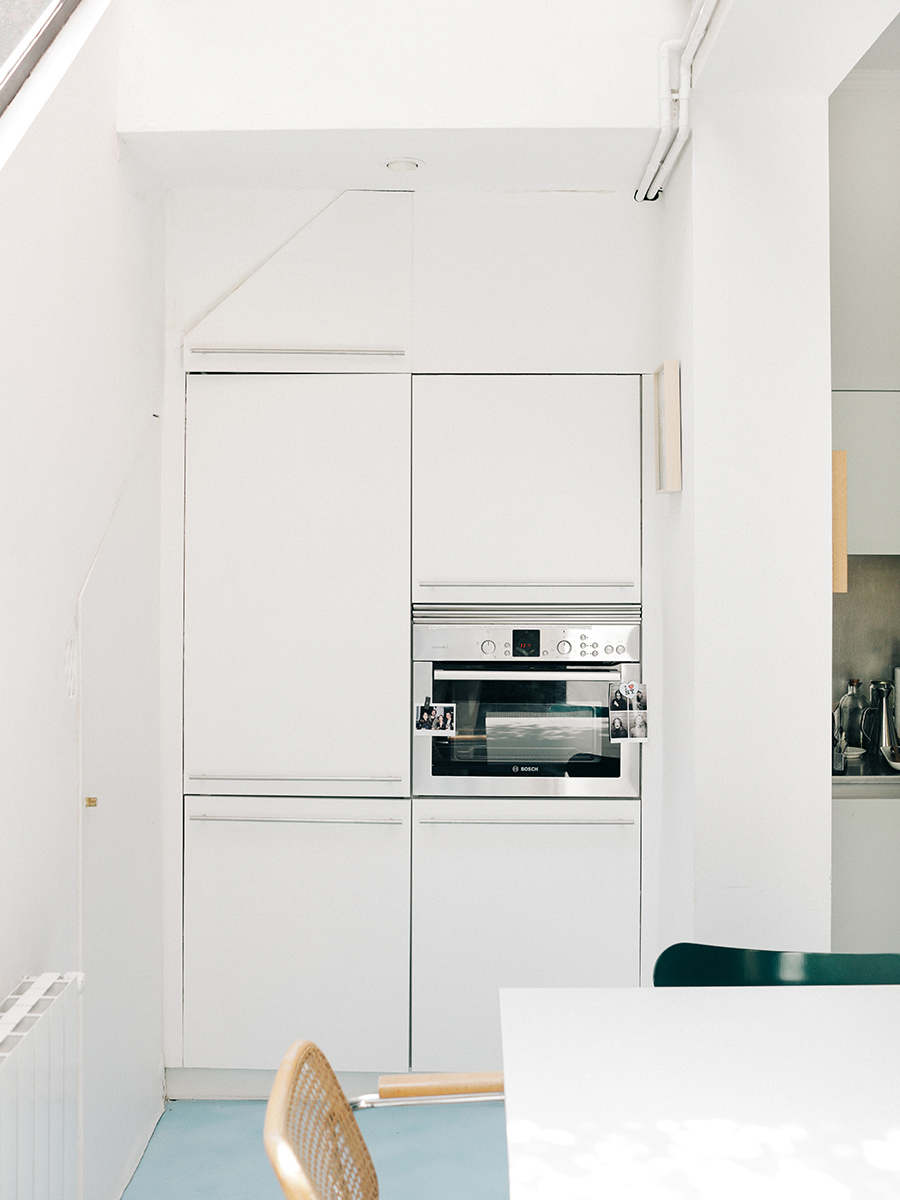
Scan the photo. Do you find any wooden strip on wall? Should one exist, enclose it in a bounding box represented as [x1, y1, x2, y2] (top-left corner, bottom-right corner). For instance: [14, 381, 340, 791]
[833, 450, 848, 594]
[654, 360, 683, 493]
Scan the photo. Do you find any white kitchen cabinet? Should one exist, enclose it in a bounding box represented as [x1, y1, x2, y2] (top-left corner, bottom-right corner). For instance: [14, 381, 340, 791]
[832, 391, 900, 554]
[183, 796, 411, 1071]
[412, 375, 641, 607]
[411, 797, 640, 1071]
[184, 373, 410, 796]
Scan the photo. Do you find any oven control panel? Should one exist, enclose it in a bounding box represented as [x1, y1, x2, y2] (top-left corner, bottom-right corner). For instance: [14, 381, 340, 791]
[413, 624, 640, 663]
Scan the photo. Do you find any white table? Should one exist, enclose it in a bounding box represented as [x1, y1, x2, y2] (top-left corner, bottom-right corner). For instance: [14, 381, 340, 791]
[500, 986, 900, 1199]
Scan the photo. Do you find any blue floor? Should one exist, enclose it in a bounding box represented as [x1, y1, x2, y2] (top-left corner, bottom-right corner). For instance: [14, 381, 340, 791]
[122, 1098, 509, 1200]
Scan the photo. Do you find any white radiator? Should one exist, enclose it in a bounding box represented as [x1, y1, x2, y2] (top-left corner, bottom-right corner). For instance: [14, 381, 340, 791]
[0, 974, 81, 1200]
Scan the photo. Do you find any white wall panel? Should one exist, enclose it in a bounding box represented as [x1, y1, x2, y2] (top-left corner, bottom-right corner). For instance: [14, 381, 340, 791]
[412, 191, 662, 374]
[184, 190, 412, 373]
[640, 145, 697, 977]
[169, 189, 340, 337]
[79, 422, 164, 1200]
[689, 96, 833, 950]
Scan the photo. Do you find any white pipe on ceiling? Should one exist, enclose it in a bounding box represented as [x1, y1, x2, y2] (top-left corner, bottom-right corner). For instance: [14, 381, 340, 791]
[633, 38, 681, 204]
[635, 0, 720, 202]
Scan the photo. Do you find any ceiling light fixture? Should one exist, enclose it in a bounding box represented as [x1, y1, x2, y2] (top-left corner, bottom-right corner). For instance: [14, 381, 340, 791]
[386, 159, 421, 171]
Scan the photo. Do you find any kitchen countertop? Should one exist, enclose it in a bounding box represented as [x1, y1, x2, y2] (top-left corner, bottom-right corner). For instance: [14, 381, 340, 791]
[833, 747, 900, 795]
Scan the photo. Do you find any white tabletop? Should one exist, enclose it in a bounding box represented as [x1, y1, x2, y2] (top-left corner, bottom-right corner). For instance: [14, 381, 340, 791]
[500, 986, 900, 1199]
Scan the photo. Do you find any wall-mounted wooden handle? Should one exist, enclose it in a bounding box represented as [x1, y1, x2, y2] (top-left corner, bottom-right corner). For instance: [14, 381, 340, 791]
[833, 450, 848, 593]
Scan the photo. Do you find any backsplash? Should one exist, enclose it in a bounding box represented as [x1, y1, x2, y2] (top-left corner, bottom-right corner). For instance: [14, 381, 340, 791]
[833, 556, 900, 706]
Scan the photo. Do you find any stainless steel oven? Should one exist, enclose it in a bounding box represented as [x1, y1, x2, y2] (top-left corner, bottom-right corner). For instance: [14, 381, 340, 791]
[413, 608, 641, 797]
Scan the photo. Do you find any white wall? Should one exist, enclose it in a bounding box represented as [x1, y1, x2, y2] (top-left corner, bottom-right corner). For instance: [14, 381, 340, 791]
[640, 144, 696, 976]
[0, 1, 165, 1192]
[830, 75, 900, 391]
[119, 0, 689, 133]
[685, 94, 833, 949]
[638, 2, 900, 957]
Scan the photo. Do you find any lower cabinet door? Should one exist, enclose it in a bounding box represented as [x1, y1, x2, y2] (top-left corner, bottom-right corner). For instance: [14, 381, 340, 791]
[183, 796, 411, 1071]
[411, 798, 640, 1071]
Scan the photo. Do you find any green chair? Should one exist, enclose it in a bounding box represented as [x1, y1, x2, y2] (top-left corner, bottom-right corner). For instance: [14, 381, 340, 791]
[653, 941, 900, 987]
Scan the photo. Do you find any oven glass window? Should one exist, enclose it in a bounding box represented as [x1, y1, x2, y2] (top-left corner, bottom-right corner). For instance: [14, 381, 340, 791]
[429, 666, 621, 778]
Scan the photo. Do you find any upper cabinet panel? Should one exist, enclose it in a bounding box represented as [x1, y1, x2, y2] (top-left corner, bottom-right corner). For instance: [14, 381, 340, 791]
[412, 192, 661, 374]
[412, 375, 641, 607]
[833, 390, 900, 554]
[183, 190, 412, 372]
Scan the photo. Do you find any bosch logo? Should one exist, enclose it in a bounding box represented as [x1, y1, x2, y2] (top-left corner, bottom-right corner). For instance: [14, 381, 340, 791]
[512, 765, 538, 772]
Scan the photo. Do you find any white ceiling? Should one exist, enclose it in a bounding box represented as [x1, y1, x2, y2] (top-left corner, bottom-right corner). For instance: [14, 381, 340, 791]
[119, 127, 660, 194]
[695, 0, 900, 96]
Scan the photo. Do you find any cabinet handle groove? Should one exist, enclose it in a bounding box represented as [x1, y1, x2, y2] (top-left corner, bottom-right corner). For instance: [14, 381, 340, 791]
[189, 816, 404, 825]
[419, 582, 634, 588]
[417, 818, 635, 826]
[188, 347, 405, 356]
[433, 670, 622, 682]
[187, 775, 403, 782]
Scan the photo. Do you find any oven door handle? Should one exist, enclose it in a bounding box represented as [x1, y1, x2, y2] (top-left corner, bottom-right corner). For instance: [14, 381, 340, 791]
[432, 669, 623, 682]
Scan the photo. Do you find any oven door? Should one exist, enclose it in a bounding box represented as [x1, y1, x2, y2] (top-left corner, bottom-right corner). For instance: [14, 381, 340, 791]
[412, 661, 640, 797]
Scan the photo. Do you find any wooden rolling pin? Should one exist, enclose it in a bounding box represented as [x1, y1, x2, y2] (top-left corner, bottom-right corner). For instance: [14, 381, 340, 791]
[378, 1071, 504, 1099]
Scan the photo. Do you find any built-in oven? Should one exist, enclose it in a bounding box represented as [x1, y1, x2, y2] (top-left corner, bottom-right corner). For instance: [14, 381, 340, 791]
[413, 609, 641, 797]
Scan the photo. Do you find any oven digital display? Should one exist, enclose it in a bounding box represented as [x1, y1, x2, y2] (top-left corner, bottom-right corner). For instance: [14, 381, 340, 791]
[512, 629, 540, 657]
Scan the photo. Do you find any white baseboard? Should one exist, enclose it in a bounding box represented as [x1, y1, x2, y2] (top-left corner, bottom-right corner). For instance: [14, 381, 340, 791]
[165, 1067, 380, 1100]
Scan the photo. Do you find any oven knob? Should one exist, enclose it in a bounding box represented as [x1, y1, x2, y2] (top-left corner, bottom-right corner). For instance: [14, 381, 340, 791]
[481, 640, 496, 654]
[616, 644, 626, 655]
[605, 645, 614, 654]
[557, 640, 572, 654]
[580, 650, 587, 657]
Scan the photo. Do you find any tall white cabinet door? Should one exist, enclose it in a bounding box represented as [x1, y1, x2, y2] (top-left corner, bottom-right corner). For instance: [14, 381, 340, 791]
[183, 796, 411, 1071]
[411, 798, 640, 1071]
[184, 373, 410, 796]
[412, 375, 641, 606]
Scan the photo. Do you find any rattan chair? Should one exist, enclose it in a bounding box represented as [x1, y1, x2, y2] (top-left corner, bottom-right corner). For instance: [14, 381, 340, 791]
[653, 941, 900, 987]
[265, 1041, 379, 1200]
[264, 1039, 503, 1200]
